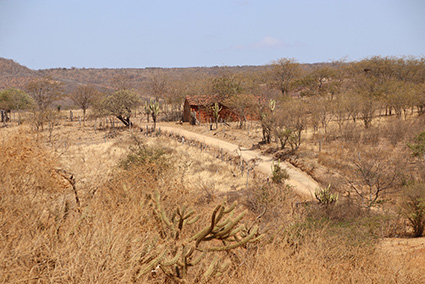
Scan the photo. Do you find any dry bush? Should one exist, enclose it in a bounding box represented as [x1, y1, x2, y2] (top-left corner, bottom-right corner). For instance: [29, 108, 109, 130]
[2, 125, 424, 283]
[360, 125, 381, 145]
[384, 118, 408, 146]
[340, 123, 361, 143]
[220, 218, 425, 284]
[0, 130, 260, 283]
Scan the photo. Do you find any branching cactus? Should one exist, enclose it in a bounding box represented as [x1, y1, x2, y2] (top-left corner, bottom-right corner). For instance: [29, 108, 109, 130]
[211, 102, 222, 129]
[144, 101, 152, 123]
[137, 190, 263, 282]
[149, 99, 160, 131]
[314, 184, 339, 208]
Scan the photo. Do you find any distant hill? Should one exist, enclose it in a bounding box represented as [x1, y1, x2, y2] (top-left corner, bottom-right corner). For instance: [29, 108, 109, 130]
[0, 58, 39, 90]
[0, 58, 35, 77]
[0, 57, 273, 92]
[0, 57, 329, 93]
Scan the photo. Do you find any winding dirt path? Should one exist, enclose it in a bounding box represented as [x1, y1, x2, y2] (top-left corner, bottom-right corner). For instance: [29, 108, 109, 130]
[159, 125, 320, 199]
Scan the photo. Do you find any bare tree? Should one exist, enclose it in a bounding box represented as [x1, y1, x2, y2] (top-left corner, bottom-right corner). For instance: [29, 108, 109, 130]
[269, 58, 302, 96]
[224, 93, 257, 128]
[25, 77, 63, 130]
[345, 148, 401, 207]
[148, 71, 168, 102]
[26, 77, 63, 112]
[70, 85, 100, 122]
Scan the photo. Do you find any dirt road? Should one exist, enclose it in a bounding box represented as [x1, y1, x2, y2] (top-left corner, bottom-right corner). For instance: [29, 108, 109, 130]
[159, 125, 320, 199]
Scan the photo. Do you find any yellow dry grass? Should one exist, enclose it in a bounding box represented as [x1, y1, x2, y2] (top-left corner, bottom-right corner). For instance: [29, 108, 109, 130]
[1, 122, 424, 283]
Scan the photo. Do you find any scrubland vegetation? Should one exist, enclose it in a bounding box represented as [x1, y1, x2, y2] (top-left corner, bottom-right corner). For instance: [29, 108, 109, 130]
[1, 56, 425, 283]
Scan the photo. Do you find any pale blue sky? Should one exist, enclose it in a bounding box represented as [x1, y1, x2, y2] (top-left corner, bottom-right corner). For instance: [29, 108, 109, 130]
[0, 0, 424, 69]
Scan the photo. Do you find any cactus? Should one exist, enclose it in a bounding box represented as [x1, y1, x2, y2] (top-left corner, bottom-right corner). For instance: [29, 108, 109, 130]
[211, 102, 222, 129]
[269, 99, 276, 112]
[148, 99, 160, 131]
[314, 184, 339, 207]
[144, 101, 152, 122]
[136, 190, 262, 282]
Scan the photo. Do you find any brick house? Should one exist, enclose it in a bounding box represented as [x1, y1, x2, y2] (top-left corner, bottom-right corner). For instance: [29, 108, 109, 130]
[183, 94, 239, 124]
[183, 94, 263, 124]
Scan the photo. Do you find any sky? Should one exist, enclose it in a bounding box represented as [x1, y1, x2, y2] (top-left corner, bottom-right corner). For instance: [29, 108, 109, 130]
[0, 0, 424, 69]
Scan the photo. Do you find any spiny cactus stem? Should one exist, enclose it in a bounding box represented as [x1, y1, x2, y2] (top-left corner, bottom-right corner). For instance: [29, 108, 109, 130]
[207, 225, 258, 252]
[202, 255, 219, 283]
[137, 249, 166, 278]
[162, 250, 182, 266]
[216, 211, 234, 227]
[189, 251, 207, 266]
[223, 201, 237, 213]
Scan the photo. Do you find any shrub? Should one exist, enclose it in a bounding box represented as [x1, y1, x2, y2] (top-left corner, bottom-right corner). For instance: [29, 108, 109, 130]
[408, 131, 425, 158]
[271, 160, 289, 184]
[119, 136, 171, 170]
[400, 183, 425, 237]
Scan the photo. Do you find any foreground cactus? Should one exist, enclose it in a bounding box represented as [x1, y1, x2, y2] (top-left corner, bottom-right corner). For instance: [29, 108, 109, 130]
[137, 190, 262, 282]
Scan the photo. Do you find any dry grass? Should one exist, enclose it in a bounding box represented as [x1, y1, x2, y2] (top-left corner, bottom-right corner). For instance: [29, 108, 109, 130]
[1, 123, 425, 283]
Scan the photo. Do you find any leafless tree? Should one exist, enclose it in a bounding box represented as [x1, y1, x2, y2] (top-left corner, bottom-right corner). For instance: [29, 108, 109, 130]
[70, 85, 100, 122]
[344, 148, 401, 207]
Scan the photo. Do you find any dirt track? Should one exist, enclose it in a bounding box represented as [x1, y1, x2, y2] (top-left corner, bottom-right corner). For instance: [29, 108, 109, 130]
[159, 125, 320, 199]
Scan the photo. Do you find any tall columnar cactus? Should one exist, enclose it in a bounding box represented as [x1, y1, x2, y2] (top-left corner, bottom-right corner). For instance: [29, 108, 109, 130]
[149, 99, 160, 131]
[212, 102, 222, 129]
[137, 190, 263, 282]
[269, 99, 276, 112]
[144, 101, 152, 123]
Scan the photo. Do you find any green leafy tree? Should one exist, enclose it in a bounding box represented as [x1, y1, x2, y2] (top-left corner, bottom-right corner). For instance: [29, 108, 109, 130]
[101, 90, 139, 127]
[0, 88, 33, 111]
[0, 88, 33, 123]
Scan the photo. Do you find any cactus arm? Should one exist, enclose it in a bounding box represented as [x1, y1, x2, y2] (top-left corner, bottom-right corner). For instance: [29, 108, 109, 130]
[137, 249, 166, 278]
[187, 204, 221, 243]
[185, 215, 200, 225]
[201, 255, 219, 283]
[162, 249, 182, 266]
[223, 201, 237, 213]
[207, 225, 259, 252]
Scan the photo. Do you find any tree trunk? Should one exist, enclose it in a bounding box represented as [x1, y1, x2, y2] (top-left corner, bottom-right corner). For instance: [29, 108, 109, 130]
[116, 115, 131, 127]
